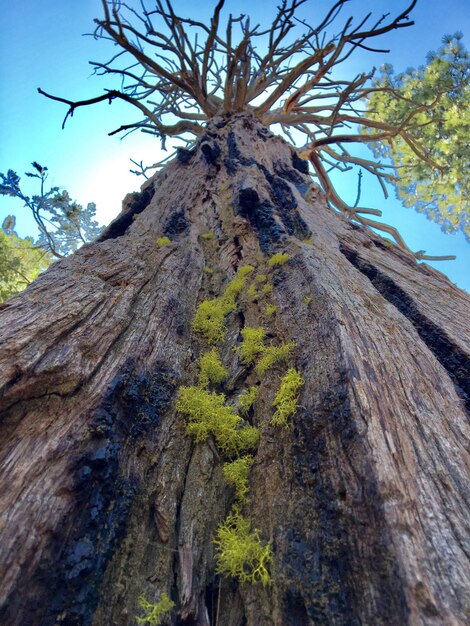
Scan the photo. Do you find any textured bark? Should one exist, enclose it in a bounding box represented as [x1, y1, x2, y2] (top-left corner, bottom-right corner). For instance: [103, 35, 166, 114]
[0, 112, 469, 626]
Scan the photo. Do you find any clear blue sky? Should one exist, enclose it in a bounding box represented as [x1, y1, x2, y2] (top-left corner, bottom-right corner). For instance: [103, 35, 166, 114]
[0, 0, 468, 290]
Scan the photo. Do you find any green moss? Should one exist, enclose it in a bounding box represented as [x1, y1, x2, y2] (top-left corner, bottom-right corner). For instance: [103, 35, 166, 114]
[156, 236, 171, 247]
[261, 283, 273, 295]
[271, 368, 304, 428]
[265, 304, 277, 316]
[198, 348, 228, 387]
[255, 341, 296, 377]
[238, 385, 260, 413]
[268, 252, 290, 267]
[237, 327, 266, 364]
[255, 274, 268, 283]
[247, 284, 259, 299]
[223, 456, 253, 502]
[177, 386, 259, 455]
[214, 509, 272, 585]
[136, 593, 174, 625]
[201, 231, 215, 240]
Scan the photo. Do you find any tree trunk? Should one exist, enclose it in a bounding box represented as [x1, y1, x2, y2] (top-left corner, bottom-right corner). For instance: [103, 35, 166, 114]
[0, 112, 469, 626]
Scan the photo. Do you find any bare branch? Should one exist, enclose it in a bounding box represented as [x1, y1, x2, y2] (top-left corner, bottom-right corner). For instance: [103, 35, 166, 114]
[38, 88, 124, 129]
[202, 0, 225, 95]
[37, 0, 458, 260]
[308, 149, 383, 218]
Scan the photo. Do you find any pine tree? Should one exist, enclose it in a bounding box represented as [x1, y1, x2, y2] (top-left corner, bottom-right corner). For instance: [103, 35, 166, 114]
[364, 33, 469, 240]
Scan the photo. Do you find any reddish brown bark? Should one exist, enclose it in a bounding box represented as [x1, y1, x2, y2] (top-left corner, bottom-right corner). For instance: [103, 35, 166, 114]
[0, 112, 469, 626]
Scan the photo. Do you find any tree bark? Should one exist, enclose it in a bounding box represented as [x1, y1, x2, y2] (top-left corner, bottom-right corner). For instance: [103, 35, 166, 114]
[0, 112, 469, 626]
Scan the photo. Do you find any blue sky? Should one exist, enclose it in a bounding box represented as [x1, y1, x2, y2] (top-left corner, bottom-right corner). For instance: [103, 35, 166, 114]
[0, 0, 468, 290]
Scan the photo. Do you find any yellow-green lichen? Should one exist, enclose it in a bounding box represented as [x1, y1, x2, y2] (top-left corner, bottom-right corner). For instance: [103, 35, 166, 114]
[247, 284, 259, 300]
[198, 348, 228, 387]
[255, 274, 268, 284]
[224, 266, 254, 300]
[268, 252, 290, 267]
[238, 385, 260, 413]
[192, 297, 234, 344]
[237, 265, 255, 278]
[304, 296, 312, 305]
[255, 341, 296, 377]
[156, 236, 171, 247]
[265, 304, 277, 316]
[235, 424, 261, 452]
[214, 509, 272, 585]
[136, 593, 174, 625]
[223, 456, 253, 503]
[177, 386, 259, 455]
[201, 231, 215, 240]
[261, 283, 273, 296]
[192, 265, 255, 343]
[271, 368, 304, 428]
[237, 327, 266, 365]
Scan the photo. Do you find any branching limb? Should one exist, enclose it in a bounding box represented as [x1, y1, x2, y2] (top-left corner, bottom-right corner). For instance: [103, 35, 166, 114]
[320, 146, 396, 198]
[38, 88, 202, 139]
[308, 149, 382, 217]
[354, 214, 412, 251]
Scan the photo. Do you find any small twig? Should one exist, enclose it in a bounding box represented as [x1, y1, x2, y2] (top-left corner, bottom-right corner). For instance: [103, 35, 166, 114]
[353, 170, 363, 208]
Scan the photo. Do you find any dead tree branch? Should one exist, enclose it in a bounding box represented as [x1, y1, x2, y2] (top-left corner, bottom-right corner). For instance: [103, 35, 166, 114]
[39, 0, 456, 261]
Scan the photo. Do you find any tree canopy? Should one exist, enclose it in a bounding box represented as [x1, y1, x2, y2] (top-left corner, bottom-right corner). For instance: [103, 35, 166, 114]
[365, 33, 469, 242]
[0, 226, 51, 304]
[39, 0, 466, 261]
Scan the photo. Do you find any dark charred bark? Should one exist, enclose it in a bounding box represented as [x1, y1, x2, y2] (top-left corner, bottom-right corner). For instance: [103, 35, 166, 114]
[0, 112, 469, 626]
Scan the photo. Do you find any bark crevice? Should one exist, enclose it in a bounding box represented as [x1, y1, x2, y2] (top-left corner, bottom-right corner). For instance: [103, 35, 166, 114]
[1, 359, 179, 626]
[339, 244, 470, 413]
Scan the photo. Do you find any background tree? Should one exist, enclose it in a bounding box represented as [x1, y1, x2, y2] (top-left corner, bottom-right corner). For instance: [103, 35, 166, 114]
[364, 32, 470, 240]
[0, 162, 103, 259]
[0, 162, 103, 301]
[0, 2, 469, 626]
[0, 217, 51, 303]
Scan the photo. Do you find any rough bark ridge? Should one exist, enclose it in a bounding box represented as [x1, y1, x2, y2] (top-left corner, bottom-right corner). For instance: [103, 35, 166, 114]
[0, 112, 469, 626]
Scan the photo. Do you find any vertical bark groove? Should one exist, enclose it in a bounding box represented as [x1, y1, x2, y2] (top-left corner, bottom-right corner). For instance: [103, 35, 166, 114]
[339, 244, 470, 412]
